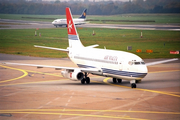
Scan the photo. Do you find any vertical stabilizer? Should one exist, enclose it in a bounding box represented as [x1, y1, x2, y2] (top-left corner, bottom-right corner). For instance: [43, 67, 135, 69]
[79, 9, 87, 19]
[66, 7, 84, 48]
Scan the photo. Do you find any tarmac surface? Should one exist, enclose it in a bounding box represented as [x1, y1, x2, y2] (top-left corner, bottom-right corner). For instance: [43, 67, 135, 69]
[0, 53, 180, 120]
[0, 19, 180, 31]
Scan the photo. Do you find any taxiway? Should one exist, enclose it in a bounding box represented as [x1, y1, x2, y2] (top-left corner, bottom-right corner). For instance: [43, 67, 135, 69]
[0, 53, 180, 119]
[0, 19, 180, 31]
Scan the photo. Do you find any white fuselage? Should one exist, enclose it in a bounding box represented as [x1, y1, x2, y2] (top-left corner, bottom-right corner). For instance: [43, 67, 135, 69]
[52, 18, 85, 27]
[68, 47, 148, 81]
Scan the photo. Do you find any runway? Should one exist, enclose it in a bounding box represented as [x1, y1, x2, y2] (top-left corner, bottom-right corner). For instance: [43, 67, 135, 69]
[1, 19, 180, 31]
[0, 53, 180, 119]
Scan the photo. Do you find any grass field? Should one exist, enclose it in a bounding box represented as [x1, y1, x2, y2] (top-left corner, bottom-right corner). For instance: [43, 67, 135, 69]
[0, 28, 180, 59]
[0, 14, 180, 24]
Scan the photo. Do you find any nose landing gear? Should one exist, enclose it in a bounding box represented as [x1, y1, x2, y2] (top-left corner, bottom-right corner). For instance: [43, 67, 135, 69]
[113, 78, 137, 88]
[131, 83, 136, 88]
[130, 80, 136, 88]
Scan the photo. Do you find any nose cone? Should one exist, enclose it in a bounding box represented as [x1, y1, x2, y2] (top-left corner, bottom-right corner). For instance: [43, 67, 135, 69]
[138, 65, 148, 78]
[141, 65, 148, 73]
[52, 20, 57, 24]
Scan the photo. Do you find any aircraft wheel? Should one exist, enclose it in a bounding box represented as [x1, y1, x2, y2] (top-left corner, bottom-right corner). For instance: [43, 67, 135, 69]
[86, 77, 90, 84]
[81, 79, 85, 84]
[113, 78, 117, 83]
[131, 83, 136, 88]
[117, 79, 122, 83]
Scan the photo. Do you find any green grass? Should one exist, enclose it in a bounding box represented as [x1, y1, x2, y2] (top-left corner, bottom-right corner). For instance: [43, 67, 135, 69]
[0, 14, 62, 22]
[88, 14, 180, 24]
[0, 28, 180, 59]
[0, 14, 180, 24]
[0, 28, 68, 58]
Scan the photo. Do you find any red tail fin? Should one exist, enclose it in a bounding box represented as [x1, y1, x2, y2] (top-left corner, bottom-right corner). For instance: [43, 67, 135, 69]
[66, 7, 77, 35]
[65, 7, 83, 47]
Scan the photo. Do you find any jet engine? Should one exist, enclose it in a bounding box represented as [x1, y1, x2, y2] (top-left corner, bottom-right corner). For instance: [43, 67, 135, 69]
[61, 69, 84, 81]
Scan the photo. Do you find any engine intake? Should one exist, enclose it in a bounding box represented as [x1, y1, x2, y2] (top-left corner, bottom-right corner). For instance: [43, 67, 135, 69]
[61, 69, 84, 81]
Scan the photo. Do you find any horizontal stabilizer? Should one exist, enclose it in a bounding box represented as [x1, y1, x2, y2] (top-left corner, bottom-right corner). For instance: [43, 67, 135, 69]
[34, 45, 68, 52]
[86, 44, 99, 48]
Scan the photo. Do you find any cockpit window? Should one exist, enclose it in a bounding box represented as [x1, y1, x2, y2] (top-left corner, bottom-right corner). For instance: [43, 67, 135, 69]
[134, 62, 140, 65]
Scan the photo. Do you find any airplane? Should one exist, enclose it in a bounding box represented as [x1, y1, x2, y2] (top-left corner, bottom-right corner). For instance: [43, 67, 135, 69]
[52, 8, 87, 28]
[3, 8, 178, 88]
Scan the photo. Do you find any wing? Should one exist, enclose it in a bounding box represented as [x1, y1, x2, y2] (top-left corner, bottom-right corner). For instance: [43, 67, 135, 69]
[146, 58, 178, 66]
[2, 62, 102, 73]
[34, 45, 69, 52]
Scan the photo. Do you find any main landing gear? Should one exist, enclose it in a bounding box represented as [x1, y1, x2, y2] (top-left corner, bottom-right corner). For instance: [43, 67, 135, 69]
[81, 72, 90, 84]
[113, 78, 122, 83]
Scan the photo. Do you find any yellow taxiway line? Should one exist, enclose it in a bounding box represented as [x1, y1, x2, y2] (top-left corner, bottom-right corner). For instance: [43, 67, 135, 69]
[0, 79, 67, 87]
[1, 111, 149, 120]
[0, 65, 62, 86]
[0, 111, 148, 120]
[0, 65, 28, 84]
[1, 109, 179, 115]
[103, 77, 180, 98]
[0, 108, 179, 120]
[23, 69, 62, 77]
[103, 69, 180, 98]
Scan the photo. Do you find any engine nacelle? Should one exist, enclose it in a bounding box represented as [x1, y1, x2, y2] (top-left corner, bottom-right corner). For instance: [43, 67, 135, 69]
[61, 69, 84, 81]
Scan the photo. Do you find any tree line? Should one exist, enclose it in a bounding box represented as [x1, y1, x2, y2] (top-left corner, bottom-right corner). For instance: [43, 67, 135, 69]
[0, 0, 180, 15]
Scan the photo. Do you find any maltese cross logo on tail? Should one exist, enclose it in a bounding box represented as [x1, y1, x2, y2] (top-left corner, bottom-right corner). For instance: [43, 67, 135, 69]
[68, 20, 72, 33]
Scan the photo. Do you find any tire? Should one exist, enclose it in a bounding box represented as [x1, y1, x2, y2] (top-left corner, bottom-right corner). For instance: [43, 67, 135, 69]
[131, 83, 136, 88]
[86, 77, 90, 84]
[81, 79, 85, 84]
[117, 79, 122, 83]
[113, 78, 117, 83]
